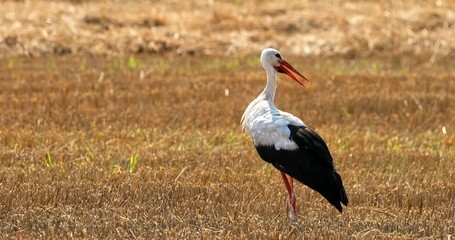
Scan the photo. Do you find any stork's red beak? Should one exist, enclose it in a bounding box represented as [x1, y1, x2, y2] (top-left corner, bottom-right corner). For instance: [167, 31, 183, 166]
[274, 60, 309, 87]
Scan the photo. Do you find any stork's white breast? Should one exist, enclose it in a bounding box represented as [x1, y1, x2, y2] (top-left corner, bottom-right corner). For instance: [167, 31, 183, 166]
[242, 99, 305, 151]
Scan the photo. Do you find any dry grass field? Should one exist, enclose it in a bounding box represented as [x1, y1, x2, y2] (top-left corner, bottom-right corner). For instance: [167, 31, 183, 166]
[1, 0, 454, 239]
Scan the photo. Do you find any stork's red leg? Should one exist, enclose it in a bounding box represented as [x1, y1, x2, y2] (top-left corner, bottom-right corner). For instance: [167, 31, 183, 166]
[281, 172, 292, 196]
[290, 177, 296, 211]
[280, 172, 297, 220]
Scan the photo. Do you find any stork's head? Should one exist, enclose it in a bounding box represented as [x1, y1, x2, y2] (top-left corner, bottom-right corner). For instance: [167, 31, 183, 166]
[260, 48, 309, 87]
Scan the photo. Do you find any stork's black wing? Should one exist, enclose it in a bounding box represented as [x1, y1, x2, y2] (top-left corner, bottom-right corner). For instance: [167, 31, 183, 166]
[255, 125, 348, 212]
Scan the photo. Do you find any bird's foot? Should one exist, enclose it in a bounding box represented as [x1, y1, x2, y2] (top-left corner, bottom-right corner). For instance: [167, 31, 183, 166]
[288, 191, 297, 222]
[288, 203, 296, 221]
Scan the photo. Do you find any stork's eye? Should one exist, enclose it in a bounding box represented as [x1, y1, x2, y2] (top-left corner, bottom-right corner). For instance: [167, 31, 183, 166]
[275, 53, 282, 59]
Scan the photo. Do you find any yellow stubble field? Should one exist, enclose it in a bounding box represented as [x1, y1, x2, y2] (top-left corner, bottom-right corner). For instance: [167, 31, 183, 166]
[0, 0, 454, 239]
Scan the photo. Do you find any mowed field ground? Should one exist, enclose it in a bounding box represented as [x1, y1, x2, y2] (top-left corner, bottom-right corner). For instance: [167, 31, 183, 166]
[1, 1, 454, 239]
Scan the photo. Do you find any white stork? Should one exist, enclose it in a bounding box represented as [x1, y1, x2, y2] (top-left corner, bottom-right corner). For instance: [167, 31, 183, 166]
[241, 48, 348, 220]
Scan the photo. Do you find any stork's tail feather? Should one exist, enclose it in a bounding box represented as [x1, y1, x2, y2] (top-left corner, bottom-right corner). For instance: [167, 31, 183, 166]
[329, 171, 349, 213]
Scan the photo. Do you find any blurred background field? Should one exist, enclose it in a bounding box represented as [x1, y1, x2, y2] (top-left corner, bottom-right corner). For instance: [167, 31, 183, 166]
[0, 0, 454, 239]
[0, 0, 454, 59]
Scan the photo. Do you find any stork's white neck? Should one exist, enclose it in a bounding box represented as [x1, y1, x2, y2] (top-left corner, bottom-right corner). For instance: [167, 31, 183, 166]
[260, 64, 278, 102]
